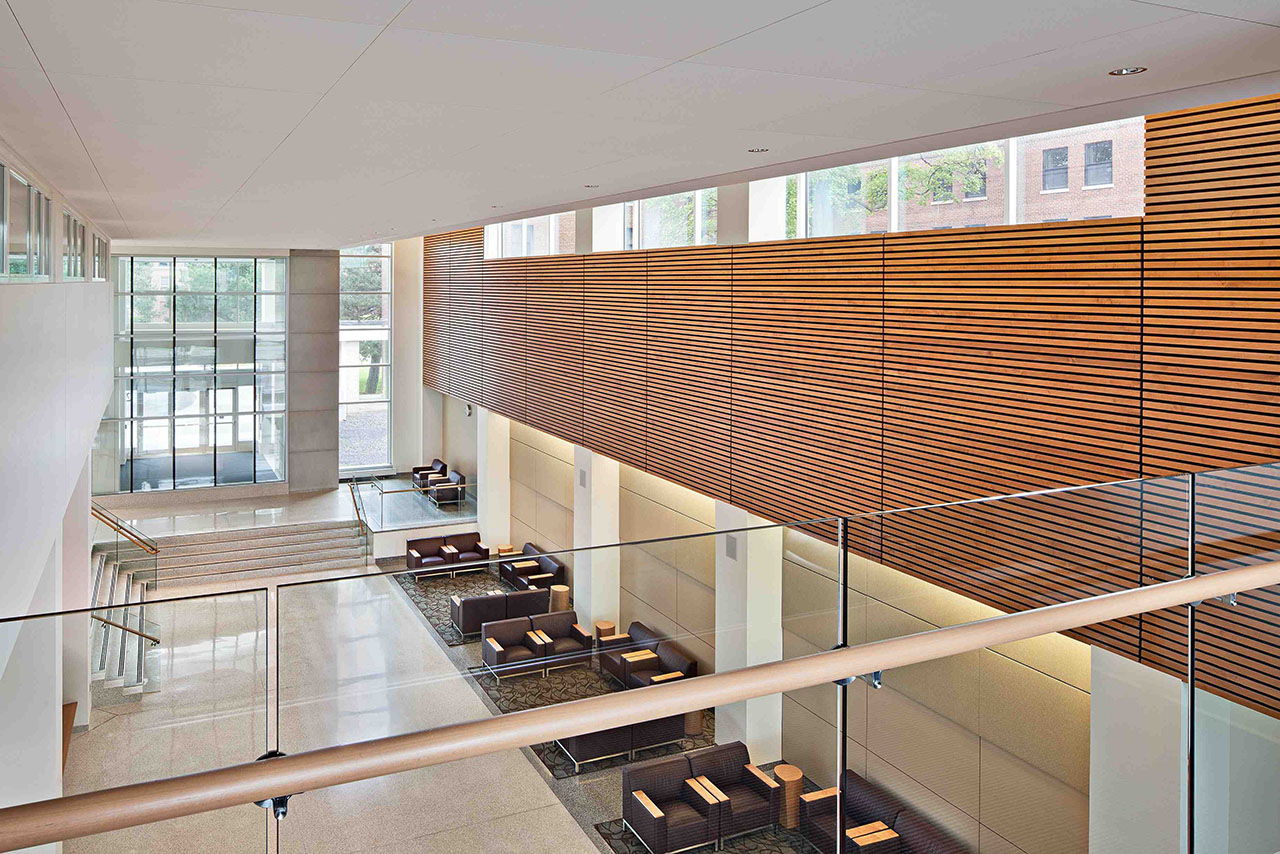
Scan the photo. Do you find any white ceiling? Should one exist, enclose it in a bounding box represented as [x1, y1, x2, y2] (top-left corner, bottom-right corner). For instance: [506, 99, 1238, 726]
[1, 0, 1279, 248]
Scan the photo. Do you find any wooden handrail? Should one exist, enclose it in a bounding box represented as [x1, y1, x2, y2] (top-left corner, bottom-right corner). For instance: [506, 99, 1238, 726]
[1, 560, 1276, 851]
[347, 481, 366, 530]
[89, 613, 159, 646]
[90, 508, 158, 555]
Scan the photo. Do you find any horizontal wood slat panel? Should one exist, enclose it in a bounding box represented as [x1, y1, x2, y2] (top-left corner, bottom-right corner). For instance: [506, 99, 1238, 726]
[582, 251, 648, 471]
[646, 245, 733, 503]
[420, 91, 1280, 719]
[480, 258, 527, 420]
[524, 255, 585, 445]
[730, 235, 883, 545]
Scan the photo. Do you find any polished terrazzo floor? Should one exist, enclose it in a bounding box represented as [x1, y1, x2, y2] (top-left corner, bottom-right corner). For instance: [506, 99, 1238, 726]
[64, 565, 599, 854]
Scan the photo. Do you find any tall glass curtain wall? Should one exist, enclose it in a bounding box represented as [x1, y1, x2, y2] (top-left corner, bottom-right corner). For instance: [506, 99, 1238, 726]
[338, 244, 391, 471]
[93, 256, 287, 494]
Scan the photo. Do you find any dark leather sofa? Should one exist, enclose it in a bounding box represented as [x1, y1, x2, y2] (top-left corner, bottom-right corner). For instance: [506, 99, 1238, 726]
[687, 741, 779, 841]
[499, 542, 567, 590]
[799, 769, 968, 854]
[406, 536, 450, 574]
[600, 621, 697, 688]
[556, 713, 686, 774]
[412, 459, 447, 489]
[623, 755, 720, 854]
[430, 471, 467, 507]
[449, 588, 550, 637]
[444, 531, 491, 568]
[481, 616, 547, 679]
[530, 610, 592, 671]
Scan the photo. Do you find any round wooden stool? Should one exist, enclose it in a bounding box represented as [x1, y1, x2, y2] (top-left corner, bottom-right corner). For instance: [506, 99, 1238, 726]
[773, 764, 804, 829]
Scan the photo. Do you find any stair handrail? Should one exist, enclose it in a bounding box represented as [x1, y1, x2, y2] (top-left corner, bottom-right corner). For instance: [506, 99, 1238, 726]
[89, 613, 160, 646]
[90, 504, 158, 556]
[1, 558, 1276, 852]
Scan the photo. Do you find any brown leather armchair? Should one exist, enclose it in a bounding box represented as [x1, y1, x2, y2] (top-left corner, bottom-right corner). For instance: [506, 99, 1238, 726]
[686, 741, 779, 841]
[600, 621, 697, 688]
[500, 542, 567, 589]
[444, 531, 491, 567]
[530, 611, 592, 671]
[412, 459, 447, 489]
[449, 591, 506, 637]
[623, 755, 720, 854]
[481, 617, 545, 679]
[406, 536, 452, 575]
[429, 471, 466, 507]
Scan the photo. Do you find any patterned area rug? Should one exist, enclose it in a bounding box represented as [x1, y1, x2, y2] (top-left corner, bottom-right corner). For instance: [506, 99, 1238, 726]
[593, 761, 821, 853]
[393, 567, 515, 646]
[469, 662, 716, 779]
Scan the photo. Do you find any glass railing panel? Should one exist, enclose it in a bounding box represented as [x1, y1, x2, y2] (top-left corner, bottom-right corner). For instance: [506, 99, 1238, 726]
[1191, 461, 1280, 853]
[0, 588, 270, 854]
[275, 519, 839, 758]
[351, 474, 479, 532]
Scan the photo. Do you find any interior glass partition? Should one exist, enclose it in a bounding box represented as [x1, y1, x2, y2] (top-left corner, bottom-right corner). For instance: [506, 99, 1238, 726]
[0, 588, 270, 854]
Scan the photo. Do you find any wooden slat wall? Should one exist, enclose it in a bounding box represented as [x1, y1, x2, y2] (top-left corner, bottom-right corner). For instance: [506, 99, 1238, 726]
[646, 245, 733, 503]
[1144, 93, 1280, 719]
[523, 255, 585, 445]
[421, 91, 1280, 718]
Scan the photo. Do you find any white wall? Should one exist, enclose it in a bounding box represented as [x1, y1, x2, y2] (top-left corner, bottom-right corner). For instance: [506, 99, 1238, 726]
[442, 394, 477, 479]
[391, 237, 423, 473]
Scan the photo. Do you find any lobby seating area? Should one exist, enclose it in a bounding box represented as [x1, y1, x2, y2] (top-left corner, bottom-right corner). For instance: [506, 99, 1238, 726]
[601, 621, 698, 688]
[556, 713, 687, 774]
[622, 741, 779, 854]
[406, 532, 493, 576]
[449, 587, 551, 637]
[500, 542, 568, 590]
[481, 609, 592, 678]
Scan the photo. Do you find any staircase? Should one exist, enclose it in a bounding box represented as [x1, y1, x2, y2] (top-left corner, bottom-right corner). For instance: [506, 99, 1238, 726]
[89, 518, 366, 702]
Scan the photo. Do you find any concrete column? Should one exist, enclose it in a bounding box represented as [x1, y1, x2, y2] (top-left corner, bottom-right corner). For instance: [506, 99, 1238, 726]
[287, 249, 339, 492]
[716, 182, 750, 245]
[476, 407, 511, 547]
[61, 457, 92, 728]
[592, 204, 624, 252]
[422, 387, 444, 464]
[391, 238, 424, 473]
[714, 501, 784, 762]
[575, 207, 593, 254]
[748, 177, 788, 242]
[573, 446, 620, 627]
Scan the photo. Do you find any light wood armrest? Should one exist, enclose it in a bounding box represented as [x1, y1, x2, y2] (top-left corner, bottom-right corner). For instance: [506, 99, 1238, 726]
[801, 787, 837, 804]
[526, 630, 546, 646]
[686, 778, 717, 806]
[573, 623, 589, 635]
[486, 638, 502, 653]
[441, 545, 459, 555]
[651, 671, 684, 683]
[450, 595, 462, 606]
[745, 764, 780, 788]
[852, 829, 899, 846]
[513, 559, 539, 568]
[846, 821, 888, 840]
[633, 789, 663, 819]
[476, 541, 490, 553]
[408, 549, 421, 559]
[599, 633, 630, 643]
[527, 572, 554, 581]
[695, 775, 728, 803]
[535, 629, 554, 644]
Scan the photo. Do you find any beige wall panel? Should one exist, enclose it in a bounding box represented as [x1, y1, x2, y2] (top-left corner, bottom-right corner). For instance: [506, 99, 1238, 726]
[990, 633, 1091, 694]
[782, 695, 839, 788]
[867, 686, 981, 817]
[869, 601, 982, 733]
[512, 418, 574, 461]
[535, 494, 573, 549]
[536, 452, 574, 509]
[510, 439, 537, 487]
[979, 651, 1091, 793]
[510, 516, 538, 550]
[865, 557, 997, 629]
[979, 741, 1088, 854]
[979, 826, 1027, 854]
[510, 480, 537, 528]
[621, 464, 715, 527]
[621, 549, 679, 619]
[868, 753, 981, 853]
[676, 571, 716, 646]
[783, 560, 838, 650]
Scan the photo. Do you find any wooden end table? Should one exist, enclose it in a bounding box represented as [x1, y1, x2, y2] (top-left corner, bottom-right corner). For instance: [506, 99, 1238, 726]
[549, 584, 570, 612]
[773, 764, 804, 829]
[593, 620, 616, 640]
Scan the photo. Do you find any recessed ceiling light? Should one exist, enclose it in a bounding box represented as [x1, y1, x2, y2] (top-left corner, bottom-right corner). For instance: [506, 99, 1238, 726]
[748, 147, 769, 153]
[1109, 66, 1147, 76]
[584, 184, 599, 188]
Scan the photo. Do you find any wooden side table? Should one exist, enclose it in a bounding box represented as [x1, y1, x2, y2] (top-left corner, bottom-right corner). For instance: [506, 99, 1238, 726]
[497, 544, 517, 556]
[683, 709, 703, 737]
[593, 620, 616, 640]
[773, 764, 804, 829]
[549, 584, 571, 612]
